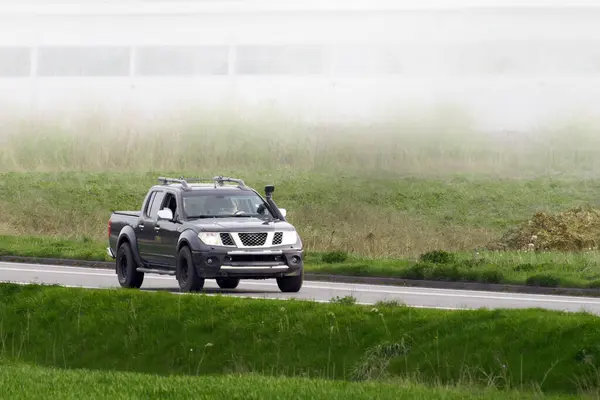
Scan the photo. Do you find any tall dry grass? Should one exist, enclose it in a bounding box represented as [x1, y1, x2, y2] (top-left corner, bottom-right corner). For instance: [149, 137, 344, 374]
[1, 106, 600, 178]
[2, 107, 600, 257]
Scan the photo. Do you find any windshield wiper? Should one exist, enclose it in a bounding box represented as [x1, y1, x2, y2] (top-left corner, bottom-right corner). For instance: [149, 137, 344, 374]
[260, 214, 276, 222]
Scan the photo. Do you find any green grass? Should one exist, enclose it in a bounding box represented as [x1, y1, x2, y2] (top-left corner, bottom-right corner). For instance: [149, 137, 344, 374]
[3, 111, 600, 287]
[2, 171, 600, 259]
[0, 235, 108, 261]
[4, 85, 600, 400]
[0, 363, 581, 400]
[2, 283, 600, 396]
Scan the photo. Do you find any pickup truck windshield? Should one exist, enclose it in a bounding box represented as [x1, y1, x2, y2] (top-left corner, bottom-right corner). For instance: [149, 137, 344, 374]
[182, 191, 273, 219]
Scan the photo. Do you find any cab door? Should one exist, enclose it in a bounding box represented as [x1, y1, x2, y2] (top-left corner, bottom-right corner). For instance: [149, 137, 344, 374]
[153, 191, 181, 268]
[136, 189, 165, 265]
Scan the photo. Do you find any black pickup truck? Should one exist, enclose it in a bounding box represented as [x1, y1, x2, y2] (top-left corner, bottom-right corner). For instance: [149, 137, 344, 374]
[107, 176, 304, 293]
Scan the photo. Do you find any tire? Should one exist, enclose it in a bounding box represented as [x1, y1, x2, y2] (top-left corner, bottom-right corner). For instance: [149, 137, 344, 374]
[216, 278, 240, 290]
[116, 241, 144, 289]
[176, 246, 205, 292]
[276, 269, 303, 293]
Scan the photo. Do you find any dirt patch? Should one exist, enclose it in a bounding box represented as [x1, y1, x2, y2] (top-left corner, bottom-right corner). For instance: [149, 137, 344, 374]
[488, 205, 600, 252]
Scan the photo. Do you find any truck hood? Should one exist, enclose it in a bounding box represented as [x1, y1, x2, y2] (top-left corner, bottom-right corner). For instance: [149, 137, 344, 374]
[188, 217, 296, 232]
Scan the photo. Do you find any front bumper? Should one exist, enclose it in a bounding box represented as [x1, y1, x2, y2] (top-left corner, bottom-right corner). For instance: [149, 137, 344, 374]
[192, 248, 303, 279]
[107, 247, 115, 259]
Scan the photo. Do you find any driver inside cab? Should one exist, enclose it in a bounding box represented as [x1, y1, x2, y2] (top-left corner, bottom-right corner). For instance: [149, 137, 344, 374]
[204, 196, 238, 216]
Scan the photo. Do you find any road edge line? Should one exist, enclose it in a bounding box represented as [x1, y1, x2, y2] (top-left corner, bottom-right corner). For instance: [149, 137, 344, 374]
[1, 255, 600, 298]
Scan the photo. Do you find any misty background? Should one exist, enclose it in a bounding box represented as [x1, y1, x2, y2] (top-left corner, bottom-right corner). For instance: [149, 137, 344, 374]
[0, 0, 599, 133]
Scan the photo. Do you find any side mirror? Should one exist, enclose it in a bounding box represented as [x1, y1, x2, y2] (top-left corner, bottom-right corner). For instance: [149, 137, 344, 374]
[157, 208, 173, 221]
[279, 208, 287, 218]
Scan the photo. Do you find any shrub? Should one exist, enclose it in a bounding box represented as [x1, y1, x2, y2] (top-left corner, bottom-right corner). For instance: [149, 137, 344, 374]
[419, 250, 457, 264]
[588, 280, 600, 289]
[478, 270, 504, 284]
[513, 263, 537, 272]
[402, 264, 427, 280]
[427, 265, 461, 281]
[321, 251, 348, 264]
[526, 274, 561, 287]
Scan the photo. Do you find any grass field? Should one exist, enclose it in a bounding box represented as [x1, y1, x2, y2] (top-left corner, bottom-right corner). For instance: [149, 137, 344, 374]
[2, 282, 600, 398]
[5, 170, 600, 256]
[2, 110, 600, 287]
[0, 363, 581, 400]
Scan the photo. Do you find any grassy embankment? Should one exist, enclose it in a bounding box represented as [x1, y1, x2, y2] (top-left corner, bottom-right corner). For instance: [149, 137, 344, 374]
[0, 282, 599, 398]
[0, 364, 579, 400]
[2, 110, 600, 287]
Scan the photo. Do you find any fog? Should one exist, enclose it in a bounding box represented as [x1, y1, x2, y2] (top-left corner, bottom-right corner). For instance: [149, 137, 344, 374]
[0, 0, 599, 133]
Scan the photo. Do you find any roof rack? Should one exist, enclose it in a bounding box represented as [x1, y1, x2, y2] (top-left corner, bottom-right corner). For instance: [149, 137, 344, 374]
[211, 176, 246, 188]
[157, 176, 189, 189]
[157, 175, 246, 190]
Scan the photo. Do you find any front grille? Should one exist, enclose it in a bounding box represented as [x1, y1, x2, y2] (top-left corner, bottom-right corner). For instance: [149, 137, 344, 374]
[273, 232, 283, 245]
[220, 233, 235, 246]
[238, 232, 268, 246]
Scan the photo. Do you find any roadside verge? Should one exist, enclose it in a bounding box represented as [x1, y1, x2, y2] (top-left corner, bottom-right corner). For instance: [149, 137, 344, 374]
[3, 255, 600, 298]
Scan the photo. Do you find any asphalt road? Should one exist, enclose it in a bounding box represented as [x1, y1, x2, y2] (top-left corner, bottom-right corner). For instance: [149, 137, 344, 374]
[3, 261, 600, 314]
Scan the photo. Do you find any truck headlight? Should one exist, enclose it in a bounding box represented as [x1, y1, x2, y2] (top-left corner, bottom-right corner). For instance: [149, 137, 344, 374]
[281, 231, 299, 246]
[198, 232, 223, 246]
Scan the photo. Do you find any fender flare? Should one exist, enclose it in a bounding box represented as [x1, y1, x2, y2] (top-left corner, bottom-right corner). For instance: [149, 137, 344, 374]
[177, 229, 204, 253]
[116, 225, 144, 269]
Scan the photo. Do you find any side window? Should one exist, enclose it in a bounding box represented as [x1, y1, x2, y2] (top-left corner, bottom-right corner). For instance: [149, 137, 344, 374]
[144, 191, 157, 218]
[148, 191, 166, 219]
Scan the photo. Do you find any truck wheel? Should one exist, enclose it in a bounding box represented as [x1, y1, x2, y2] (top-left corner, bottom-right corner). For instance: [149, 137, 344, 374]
[276, 269, 303, 293]
[176, 246, 204, 292]
[116, 241, 144, 289]
[216, 278, 240, 289]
